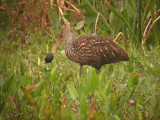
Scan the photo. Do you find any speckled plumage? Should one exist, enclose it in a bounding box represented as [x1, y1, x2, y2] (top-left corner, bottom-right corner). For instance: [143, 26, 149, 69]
[42, 28, 129, 75]
[59, 28, 129, 73]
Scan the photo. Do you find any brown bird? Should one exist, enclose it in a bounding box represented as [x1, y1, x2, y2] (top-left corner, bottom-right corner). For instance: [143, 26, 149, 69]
[45, 26, 129, 76]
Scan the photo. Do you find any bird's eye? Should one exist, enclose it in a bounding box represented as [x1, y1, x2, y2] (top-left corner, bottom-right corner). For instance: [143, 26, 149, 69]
[59, 33, 63, 39]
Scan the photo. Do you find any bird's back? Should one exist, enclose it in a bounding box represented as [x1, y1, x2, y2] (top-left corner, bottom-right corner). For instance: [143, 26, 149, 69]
[69, 34, 129, 70]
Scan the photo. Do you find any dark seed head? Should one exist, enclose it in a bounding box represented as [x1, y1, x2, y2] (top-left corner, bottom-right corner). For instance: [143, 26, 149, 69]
[45, 53, 54, 63]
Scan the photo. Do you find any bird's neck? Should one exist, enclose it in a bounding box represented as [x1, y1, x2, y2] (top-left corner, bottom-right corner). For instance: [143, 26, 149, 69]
[65, 34, 74, 47]
[65, 32, 76, 59]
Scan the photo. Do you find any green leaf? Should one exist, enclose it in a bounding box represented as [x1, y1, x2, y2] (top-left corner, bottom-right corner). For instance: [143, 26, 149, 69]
[3, 74, 14, 93]
[74, 21, 85, 30]
[31, 82, 45, 97]
[150, 0, 159, 46]
[84, 10, 97, 23]
[148, 106, 154, 118]
[20, 85, 37, 106]
[80, 93, 87, 120]
[8, 78, 18, 96]
[50, 66, 58, 82]
[84, 68, 98, 94]
[34, 106, 39, 120]
[142, 0, 152, 27]
[44, 100, 52, 120]
[137, 95, 144, 105]
[130, 0, 136, 14]
[119, 90, 132, 106]
[54, 101, 75, 120]
[61, 101, 75, 120]
[128, 73, 139, 89]
[39, 91, 47, 117]
[84, 0, 111, 31]
[108, 93, 117, 113]
[104, 80, 112, 96]
[1, 57, 8, 72]
[0, 94, 4, 113]
[95, 112, 104, 120]
[51, 9, 61, 29]
[78, 1, 88, 9]
[56, 74, 65, 85]
[125, 4, 133, 17]
[128, 56, 133, 73]
[150, 95, 156, 106]
[85, 23, 91, 33]
[67, 84, 79, 101]
[84, 0, 98, 14]
[113, 115, 121, 120]
[138, 111, 143, 120]
[109, 12, 116, 28]
[21, 74, 32, 87]
[107, 65, 114, 76]
[20, 62, 25, 76]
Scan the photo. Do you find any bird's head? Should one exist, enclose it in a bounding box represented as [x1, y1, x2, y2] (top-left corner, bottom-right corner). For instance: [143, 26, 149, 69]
[58, 26, 72, 42]
[45, 24, 71, 63]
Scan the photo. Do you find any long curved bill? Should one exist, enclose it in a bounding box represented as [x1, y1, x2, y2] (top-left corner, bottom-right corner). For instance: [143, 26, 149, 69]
[50, 39, 62, 54]
[45, 39, 62, 63]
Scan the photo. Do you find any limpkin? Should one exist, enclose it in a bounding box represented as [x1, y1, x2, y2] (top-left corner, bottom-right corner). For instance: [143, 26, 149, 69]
[45, 26, 129, 75]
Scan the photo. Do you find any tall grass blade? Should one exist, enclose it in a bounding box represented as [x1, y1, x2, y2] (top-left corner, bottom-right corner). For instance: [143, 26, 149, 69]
[80, 93, 87, 119]
[1, 57, 8, 72]
[105, 0, 139, 44]
[20, 85, 37, 106]
[31, 82, 45, 97]
[84, 68, 98, 94]
[104, 80, 112, 96]
[44, 100, 52, 120]
[84, 0, 98, 14]
[3, 74, 14, 93]
[142, 0, 152, 28]
[128, 73, 139, 89]
[50, 66, 58, 82]
[84, 0, 111, 32]
[128, 55, 133, 73]
[138, 0, 142, 43]
[150, 0, 159, 46]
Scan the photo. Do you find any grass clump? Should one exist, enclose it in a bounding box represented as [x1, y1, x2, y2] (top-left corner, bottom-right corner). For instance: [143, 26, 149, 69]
[0, 30, 160, 120]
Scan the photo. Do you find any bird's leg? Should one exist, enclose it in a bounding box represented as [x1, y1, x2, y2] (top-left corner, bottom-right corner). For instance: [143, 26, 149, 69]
[79, 65, 82, 77]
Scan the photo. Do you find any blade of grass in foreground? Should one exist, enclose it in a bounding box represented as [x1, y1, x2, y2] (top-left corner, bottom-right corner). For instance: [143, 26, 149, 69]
[67, 84, 79, 100]
[20, 85, 38, 106]
[142, 0, 152, 29]
[3, 74, 14, 93]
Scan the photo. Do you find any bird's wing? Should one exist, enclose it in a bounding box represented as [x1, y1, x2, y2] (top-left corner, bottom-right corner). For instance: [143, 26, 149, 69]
[74, 34, 129, 63]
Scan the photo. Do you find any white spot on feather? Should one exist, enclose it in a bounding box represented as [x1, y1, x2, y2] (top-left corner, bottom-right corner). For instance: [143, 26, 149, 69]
[112, 52, 116, 57]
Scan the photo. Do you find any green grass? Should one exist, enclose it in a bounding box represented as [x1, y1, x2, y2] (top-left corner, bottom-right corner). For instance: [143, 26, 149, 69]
[0, 31, 160, 120]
